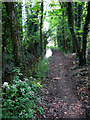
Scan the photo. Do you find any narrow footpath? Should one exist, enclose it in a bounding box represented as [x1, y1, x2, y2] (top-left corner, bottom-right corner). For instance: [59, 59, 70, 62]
[39, 50, 87, 119]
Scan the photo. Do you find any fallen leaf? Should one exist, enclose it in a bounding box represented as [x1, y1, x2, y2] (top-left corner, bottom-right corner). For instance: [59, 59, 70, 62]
[70, 106, 73, 108]
[78, 86, 86, 94]
[53, 77, 62, 80]
[64, 96, 67, 99]
[64, 112, 67, 114]
[59, 64, 63, 66]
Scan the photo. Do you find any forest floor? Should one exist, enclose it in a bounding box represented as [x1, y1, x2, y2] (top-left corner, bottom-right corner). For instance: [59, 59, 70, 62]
[38, 50, 89, 119]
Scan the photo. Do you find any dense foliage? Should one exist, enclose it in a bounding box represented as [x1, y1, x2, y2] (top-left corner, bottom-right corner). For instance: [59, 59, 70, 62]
[48, 2, 90, 66]
[2, 75, 43, 118]
[2, 0, 90, 119]
[2, 57, 49, 118]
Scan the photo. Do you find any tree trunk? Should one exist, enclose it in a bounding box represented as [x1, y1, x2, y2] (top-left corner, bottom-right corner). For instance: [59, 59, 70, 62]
[57, 26, 61, 48]
[74, 2, 78, 27]
[81, 2, 90, 65]
[40, 0, 43, 56]
[14, 3, 22, 59]
[5, 2, 20, 66]
[61, 3, 66, 51]
[67, 2, 90, 66]
[67, 2, 79, 54]
[77, 3, 83, 47]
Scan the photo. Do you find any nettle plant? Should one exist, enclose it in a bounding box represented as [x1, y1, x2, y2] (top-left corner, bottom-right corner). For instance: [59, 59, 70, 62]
[2, 69, 43, 119]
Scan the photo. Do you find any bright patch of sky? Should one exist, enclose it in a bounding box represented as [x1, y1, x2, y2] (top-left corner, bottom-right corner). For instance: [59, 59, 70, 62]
[22, 0, 57, 44]
[45, 48, 52, 58]
[43, 1, 49, 31]
[22, 0, 26, 31]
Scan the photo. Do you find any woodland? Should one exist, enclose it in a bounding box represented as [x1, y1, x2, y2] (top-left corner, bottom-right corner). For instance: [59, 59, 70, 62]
[1, 0, 90, 119]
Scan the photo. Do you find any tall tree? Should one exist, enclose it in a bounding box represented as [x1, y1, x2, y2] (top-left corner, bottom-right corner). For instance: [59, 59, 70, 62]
[67, 2, 90, 66]
[77, 3, 84, 47]
[5, 2, 21, 66]
[82, 2, 90, 65]
[61, 3, 66, 51]
[67, 2, 79, 54]
[74, 2, 78, 27]
[40, 0, 43, 56]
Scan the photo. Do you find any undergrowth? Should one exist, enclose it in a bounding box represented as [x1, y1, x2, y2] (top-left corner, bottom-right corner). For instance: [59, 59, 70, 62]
[2, 57, 49, 119]
[32, 57, 49, 81]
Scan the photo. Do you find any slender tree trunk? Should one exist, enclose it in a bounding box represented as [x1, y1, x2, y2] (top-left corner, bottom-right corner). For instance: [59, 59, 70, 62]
[75, 2, 78, 27]
[81, 2, 90, 65]
[67, 2, 79, 54]
[57, 26, 61, 48]
[40, 0, 43, 56]
[77, 3, 83, 47]
[61, 3, 66, 51]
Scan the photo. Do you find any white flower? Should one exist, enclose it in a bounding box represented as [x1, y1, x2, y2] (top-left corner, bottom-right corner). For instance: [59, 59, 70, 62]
[28, 87, 31, 90]
[12, 84, 16, 89]
[19, 111, 22, 116]
[3, 82, 8, 88]
[23, 81, 26, 84]
[34, 78, 36, 81]
[25, 78, 28, 81]
[18, 73, 23, 76]
[37, 82, 40, 86]
[25, 98, 29, 101]
[17, 69, 20, 74]
[6, 86, 10, 91]
[21, 88, 25, 93]
[19, 80, 22, 82]
[28, 91, 34, 96]
[30, 76, 33, 79]
[21, 89, 25, 95]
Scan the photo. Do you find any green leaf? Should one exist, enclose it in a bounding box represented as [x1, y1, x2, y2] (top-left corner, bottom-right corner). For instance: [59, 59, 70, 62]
[78, 2, 82, 5]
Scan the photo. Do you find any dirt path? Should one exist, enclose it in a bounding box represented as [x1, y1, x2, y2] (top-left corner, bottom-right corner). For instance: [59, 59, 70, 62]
[39, 50, 86, 119]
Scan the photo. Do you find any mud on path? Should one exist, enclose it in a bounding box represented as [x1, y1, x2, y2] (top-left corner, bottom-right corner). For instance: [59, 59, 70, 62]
[39, 50, 87, 119]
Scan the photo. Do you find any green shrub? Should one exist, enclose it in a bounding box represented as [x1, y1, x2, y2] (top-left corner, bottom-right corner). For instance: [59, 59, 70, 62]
[2, 71, 43, 119]
[2, 57, 49, 118]
[33, 57, 49, 80]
